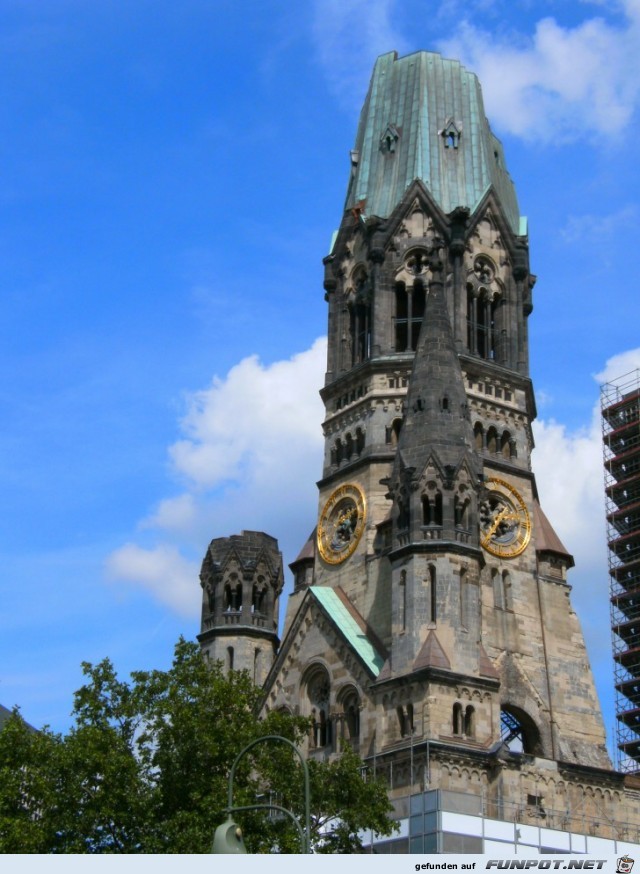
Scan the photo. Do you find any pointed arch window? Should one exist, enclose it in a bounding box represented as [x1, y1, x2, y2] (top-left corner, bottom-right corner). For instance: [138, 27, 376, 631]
[428, 564, 437, 623]
[349, 271, 371, 365]
[395, 280, 425, 352]
[467, 289, 498, 359]
[422, 491, 443, 526]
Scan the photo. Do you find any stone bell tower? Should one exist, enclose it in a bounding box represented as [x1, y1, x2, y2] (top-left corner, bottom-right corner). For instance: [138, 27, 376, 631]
[262, 51, 640, 847]
[198, 530, 283, 686]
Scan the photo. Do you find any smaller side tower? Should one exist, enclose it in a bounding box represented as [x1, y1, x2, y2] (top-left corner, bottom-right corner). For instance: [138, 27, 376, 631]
[197, 530, 283, 686]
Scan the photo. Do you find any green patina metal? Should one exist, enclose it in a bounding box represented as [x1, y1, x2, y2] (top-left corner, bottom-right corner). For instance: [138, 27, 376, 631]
[345, 51, 522, 234]
[310, 587, 384, 677]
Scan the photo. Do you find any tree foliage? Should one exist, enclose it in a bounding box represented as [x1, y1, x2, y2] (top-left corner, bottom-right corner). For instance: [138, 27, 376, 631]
[0, 639, 395, 853]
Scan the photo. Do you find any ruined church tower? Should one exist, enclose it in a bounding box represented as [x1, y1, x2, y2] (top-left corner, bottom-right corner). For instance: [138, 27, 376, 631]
[205, 50, 640, 850]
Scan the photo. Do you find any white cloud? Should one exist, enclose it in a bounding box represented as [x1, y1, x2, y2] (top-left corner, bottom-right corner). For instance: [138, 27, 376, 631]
[311, 0, 409, 110]
[106, 339, 327, 611]
[561, 206, 637, 244]
[596, 347, 640, 385]
[439, 4, 640, 142]
[170, 338, 326, 489]
[106, 543, 199, 618]
[533, 347, 640, 737]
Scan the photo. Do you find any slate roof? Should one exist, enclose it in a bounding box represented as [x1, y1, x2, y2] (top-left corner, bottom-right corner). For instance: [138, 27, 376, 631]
[310, 587, 387, 677]
[346, 50, 522, 234]
[533, 501, 574, 565]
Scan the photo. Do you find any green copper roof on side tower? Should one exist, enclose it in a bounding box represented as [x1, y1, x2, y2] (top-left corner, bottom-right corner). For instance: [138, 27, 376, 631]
[345, 50, 522, 234]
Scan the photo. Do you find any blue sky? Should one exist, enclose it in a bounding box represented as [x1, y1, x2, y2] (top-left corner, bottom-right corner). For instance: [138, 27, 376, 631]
[1, 0, 639, 761]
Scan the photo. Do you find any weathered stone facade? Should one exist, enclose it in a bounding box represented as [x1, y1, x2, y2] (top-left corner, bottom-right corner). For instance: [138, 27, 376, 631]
[201, 50, 640, 845]
[198, 530, 283, 688]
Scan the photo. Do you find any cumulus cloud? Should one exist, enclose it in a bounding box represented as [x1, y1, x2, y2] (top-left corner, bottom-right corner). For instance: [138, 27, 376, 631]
[532, 347, 640, 728]
[561, 206, 638, 245]
[106, 339, 327, 613]
[439, 3, 640, 142]
[311, 0, 409, 110]
[170, 339, 326, 490]
[106, 543, 199, 618]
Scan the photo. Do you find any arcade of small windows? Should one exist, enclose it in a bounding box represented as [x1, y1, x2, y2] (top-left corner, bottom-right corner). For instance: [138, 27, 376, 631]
[474, 423, 517, 459]
[395, 281, 426, 351]
[452, 702, 475, 739]
[331, 427, 365, 466]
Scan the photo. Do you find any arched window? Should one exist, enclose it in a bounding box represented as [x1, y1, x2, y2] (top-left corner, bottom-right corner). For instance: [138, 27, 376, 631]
[474, 422, 484, 450]
[387, 417, 403, 445]
[227, 646, 234, 672]
[224, 579, 241, 612]
[422, 490, 443, 526]
[411, 283, 426, 350]
[467, 289, 498, 359]
[355, 427, 365, 455]
[345, 433, 354, 460]
[253, 647, 261, 683]
[349, 271, 371, 365]
[340, 687, 361, 747]
[400, 570, 407, 631]
[395, 284, 408, 351]
[486, 426, 498, 453]
[428, 564, 437, 623]
[502, 571, 512, 610]
[251, 580, 266, 614]
[492, 568, 503, 609]
[501, 430, 512, 459]
[459, 566, 468, 629]
[453, 702, 462, 735]
[464, 705, 475, 738]
[501, 706, 542, 755]
[305, 665, 332, 749]
[454, 494, 469, 528]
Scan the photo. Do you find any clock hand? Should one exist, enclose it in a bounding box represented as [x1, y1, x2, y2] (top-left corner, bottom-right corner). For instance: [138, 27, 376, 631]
[486, 506, 507, 539]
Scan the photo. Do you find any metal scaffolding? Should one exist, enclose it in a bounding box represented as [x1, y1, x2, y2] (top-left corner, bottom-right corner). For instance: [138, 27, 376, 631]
[602, 369, 640, 772]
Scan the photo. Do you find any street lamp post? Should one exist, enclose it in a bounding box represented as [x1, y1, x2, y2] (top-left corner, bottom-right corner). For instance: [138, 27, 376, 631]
[212, 734, 312, 854]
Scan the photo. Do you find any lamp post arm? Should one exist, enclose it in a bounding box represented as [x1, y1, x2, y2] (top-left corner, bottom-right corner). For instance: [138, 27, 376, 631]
[227, 734, 311, 853]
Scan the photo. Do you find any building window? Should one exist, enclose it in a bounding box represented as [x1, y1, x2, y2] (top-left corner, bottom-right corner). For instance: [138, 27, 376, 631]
[395, 282, 425, 351]
[467, 289, 498, 359]
[422, 491, 443, 526]
[453, 702, 462, 735]
[227, 646, 234, 672]
[428, 565, 437, 623]
[305, 665, 332, 749]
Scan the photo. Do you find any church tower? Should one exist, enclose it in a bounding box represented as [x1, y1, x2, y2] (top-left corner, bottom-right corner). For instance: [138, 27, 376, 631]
[259, 50, 640, 847]
[198, 531, 283, 686]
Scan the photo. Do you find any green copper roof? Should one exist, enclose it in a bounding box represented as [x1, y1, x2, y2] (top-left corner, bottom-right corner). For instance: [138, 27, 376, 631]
[346, 51, 521, 234]
[310, 587, 385, 677]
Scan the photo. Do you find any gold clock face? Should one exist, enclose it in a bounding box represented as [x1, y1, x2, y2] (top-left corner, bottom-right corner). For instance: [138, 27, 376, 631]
[317, 483, 366, 565]
[479, 477, 531, 558]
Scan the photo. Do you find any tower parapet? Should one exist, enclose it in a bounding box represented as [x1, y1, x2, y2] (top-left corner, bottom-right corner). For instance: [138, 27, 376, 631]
[198, 530, 283, 686]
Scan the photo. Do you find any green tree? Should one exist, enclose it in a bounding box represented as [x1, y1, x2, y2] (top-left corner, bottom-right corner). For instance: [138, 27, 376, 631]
[0, 638, 396, 853]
